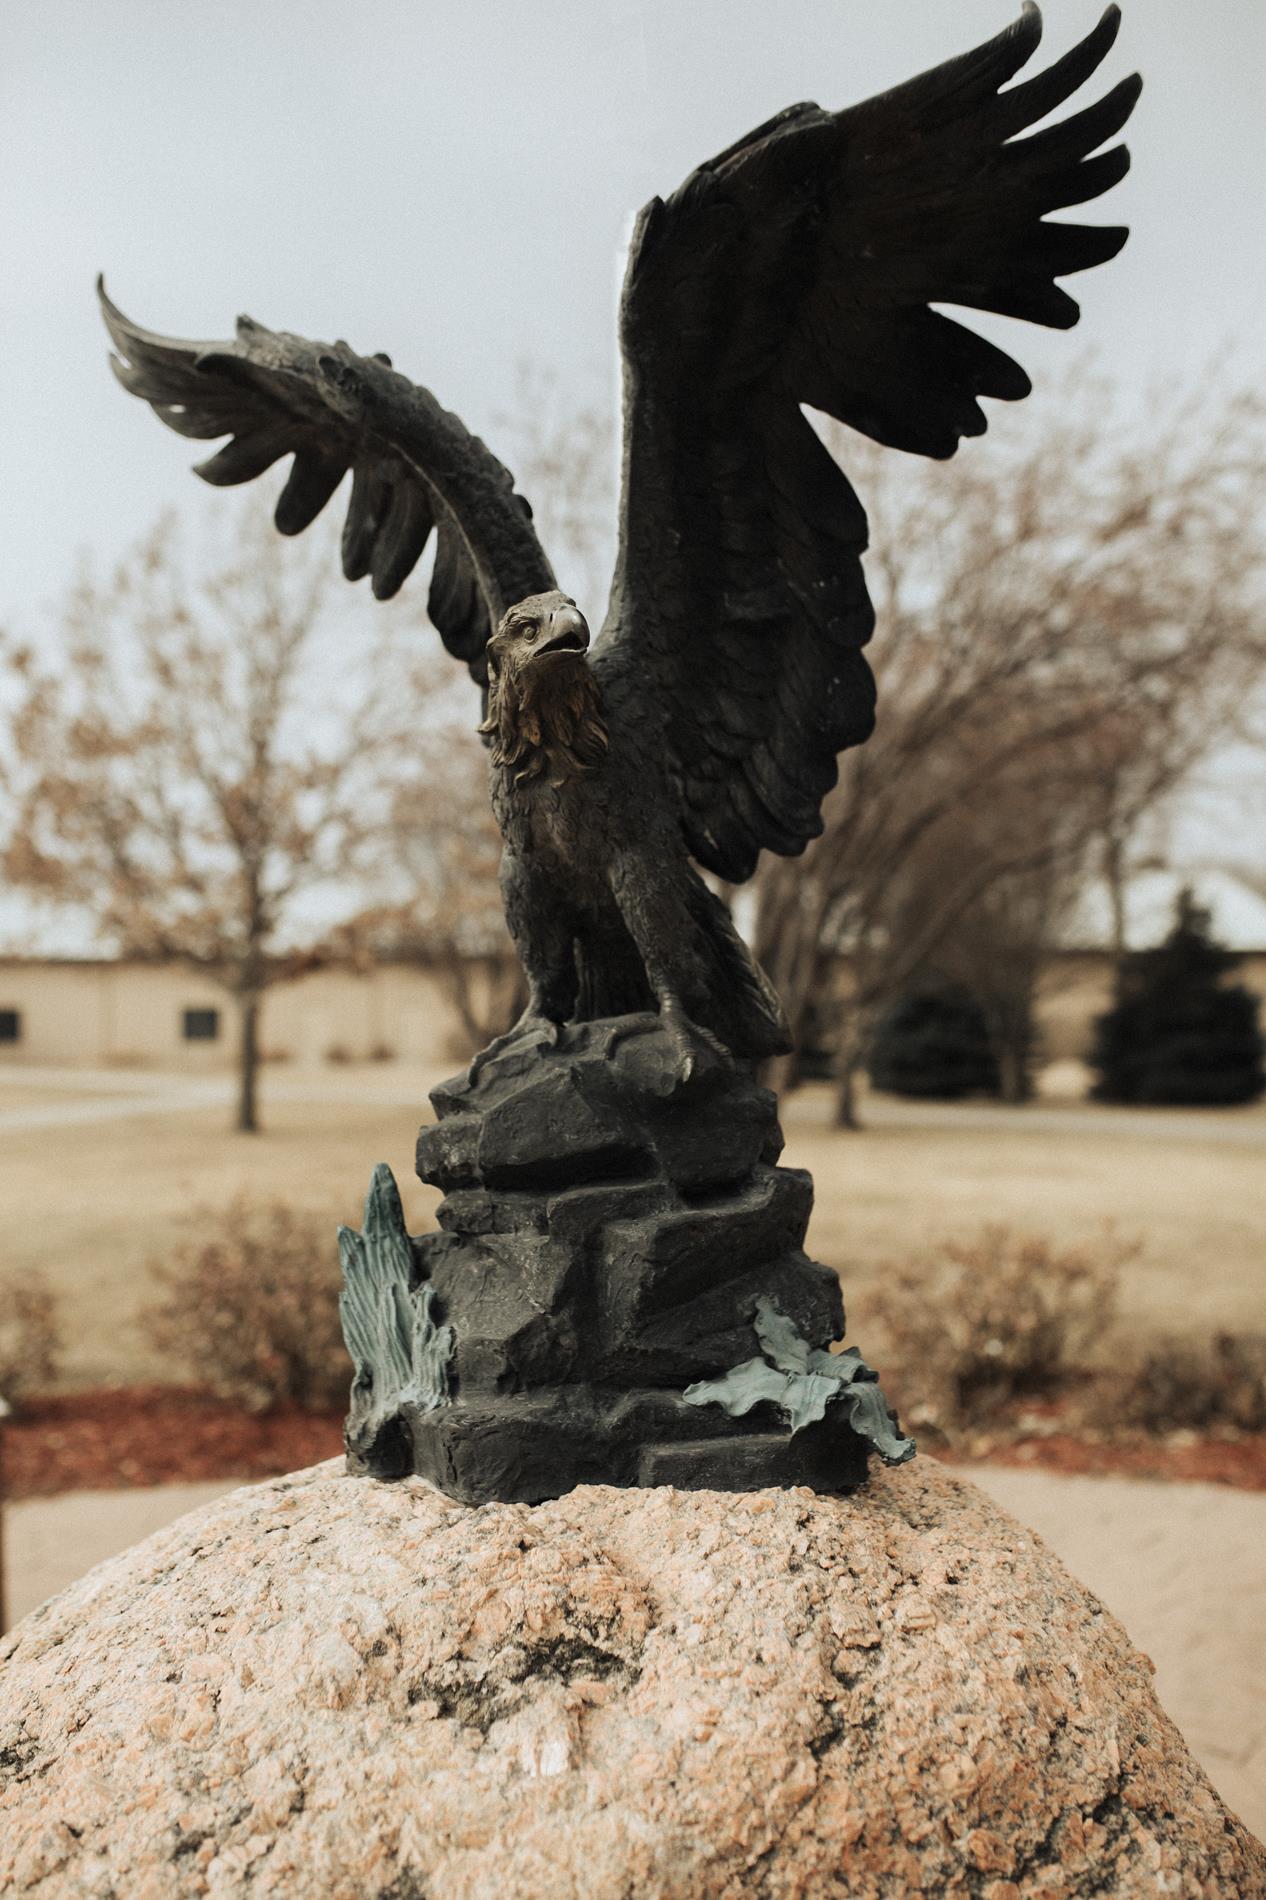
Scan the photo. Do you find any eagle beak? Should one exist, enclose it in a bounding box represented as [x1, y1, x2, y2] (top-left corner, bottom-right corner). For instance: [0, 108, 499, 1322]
[538, 605, 590, 657]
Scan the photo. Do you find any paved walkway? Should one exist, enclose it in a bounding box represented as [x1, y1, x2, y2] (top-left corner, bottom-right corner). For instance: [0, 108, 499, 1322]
[5, 1480, 238, 1625]
[4, 1062, 1266, 1144]
[970, 1467, 1265, 1840]
[0, 1063, 442, 1132]
[789, 1084, 1266, 1147]
[4, 1466, 1263, 1840]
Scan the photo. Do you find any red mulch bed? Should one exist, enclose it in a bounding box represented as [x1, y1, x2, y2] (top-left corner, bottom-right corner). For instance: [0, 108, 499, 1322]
[3, 1386, 1265, 1499]
[3, 1388, 344, 1501]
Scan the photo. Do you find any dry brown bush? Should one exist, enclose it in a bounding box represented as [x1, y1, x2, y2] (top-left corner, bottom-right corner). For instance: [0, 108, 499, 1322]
[862, 1224, 1136, 1437]
[0, 1271, 63, 1411]
[1102, 1332, 1266, 1436]
[143, 1198, 349, 1412]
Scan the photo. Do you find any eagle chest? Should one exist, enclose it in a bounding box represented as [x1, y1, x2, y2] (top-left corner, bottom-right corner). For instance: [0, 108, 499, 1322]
[498, 770, 593, 877]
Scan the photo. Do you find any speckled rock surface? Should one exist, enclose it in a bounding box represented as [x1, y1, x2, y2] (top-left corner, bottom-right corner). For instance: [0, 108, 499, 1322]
[1, 1460, 1261, 1899]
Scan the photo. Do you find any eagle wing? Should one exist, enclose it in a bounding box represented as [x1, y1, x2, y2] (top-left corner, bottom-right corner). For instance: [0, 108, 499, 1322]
[592, 4, 1140, 882]
[98, 282, 555, 692]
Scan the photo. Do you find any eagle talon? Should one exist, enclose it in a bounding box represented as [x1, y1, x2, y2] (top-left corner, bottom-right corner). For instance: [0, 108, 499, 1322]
[659, 1003, 727, 1085]
[597, 1015, 660, 1063]
[467, 1011, 560, 1084]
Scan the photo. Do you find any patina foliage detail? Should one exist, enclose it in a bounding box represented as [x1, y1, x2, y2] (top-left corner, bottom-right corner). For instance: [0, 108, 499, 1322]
[338, 1164, 454, 1473]
[684, 1298, 916, 1465]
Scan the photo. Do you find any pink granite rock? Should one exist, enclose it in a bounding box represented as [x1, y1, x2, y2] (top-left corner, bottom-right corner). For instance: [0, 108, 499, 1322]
[1, 1458, 1261, 1898]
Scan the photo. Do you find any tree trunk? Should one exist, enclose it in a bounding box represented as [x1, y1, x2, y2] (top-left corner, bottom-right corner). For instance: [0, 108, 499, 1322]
[996, 1037, 1028, 1106]
[443, 952, 527, 1052]
[835, 1059, 860, 1129]
[236, 990, 261, 1134]
[1103, 832, 1128, 962]
[762, 1050, 802, 1098]
[833, 1010, 868, 1129]
[983, 990, 1034, 1106]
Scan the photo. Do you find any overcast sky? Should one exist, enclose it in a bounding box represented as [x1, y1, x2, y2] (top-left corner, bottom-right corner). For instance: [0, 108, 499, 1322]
[2, 0, 1263, 627]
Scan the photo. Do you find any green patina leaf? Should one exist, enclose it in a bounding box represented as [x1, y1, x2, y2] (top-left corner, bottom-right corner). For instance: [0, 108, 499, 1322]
[683, 1297, 916, 1467]
[339, 1163, 454, 1446]
[752, 1300, 813, 1375]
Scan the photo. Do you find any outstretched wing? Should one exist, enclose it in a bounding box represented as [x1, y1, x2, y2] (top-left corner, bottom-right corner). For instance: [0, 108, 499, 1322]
[594, 3, 1140, 882]
[99, 282, 554, 689]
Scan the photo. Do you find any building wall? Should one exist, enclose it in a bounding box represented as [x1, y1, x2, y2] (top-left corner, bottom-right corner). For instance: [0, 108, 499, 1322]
[0, 960, 465, 1071]
[263, 965, 467, 1068]
[1035, 955, 1117, 1064]
[3, 951, 1265, 1075]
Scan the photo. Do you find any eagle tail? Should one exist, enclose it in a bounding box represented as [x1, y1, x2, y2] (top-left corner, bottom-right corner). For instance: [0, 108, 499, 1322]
[687, 876, 792, 1062]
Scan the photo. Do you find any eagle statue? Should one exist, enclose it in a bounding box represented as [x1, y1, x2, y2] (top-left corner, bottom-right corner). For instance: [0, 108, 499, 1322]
[100, 4, 1139, 1081]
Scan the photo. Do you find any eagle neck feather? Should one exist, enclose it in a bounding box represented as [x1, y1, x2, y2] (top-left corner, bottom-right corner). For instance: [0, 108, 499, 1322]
[481, 661, 608, 786]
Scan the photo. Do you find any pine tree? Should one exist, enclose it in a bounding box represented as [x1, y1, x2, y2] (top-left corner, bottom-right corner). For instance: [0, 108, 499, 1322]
[1091, 890, 1266, 1106]
[868, 985, 1000, 1101]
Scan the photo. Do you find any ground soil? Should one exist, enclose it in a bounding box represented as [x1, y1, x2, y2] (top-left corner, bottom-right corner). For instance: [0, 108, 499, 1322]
[940, 1432, 1266, 1489]
[1, 1388, 345, 1500]
[4, 1384, 1264, 1502]
[2, 1066, 1264, 1391]
[2, 1065, 1262, 1499]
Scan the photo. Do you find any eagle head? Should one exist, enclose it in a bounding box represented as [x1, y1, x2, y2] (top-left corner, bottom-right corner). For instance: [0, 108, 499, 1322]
[486, 590, 590, 685]
[481, 590, 605, 781]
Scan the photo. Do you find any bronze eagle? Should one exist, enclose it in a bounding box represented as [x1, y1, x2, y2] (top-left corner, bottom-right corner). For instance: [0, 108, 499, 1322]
[100, 5, 1139, 1078]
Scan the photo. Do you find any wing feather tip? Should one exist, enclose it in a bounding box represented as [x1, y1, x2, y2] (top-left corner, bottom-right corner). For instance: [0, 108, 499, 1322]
[97, 276, 134, 350]
[96, 274, 131, 338]
[1059, 221, 1130, 273]
[1014, 3, 1043, 53]
[1074, 3, 1123, 58]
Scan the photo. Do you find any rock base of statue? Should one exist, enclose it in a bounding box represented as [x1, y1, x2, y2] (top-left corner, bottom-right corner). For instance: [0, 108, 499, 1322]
[338, 1015, 913, 1505]
[6, 1462, 1261, 1896]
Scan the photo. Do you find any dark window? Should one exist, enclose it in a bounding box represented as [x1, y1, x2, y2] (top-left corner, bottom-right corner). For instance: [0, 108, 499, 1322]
[182, 1007, 220, 1042]
[0, 1008, 20, 1043]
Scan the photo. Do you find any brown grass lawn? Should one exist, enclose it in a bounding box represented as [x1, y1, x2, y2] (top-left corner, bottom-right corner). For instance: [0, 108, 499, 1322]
[1, 1068, 1262, 1389]
[781, 1091, 1265, 1348]
[1, 1088, 446, 1389]
[0, 1083, 137, 1113]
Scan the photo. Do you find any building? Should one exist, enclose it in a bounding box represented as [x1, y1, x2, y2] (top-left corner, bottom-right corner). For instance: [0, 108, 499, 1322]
[4, 868, 1265, 1080]
[0, 957, 466, 1071]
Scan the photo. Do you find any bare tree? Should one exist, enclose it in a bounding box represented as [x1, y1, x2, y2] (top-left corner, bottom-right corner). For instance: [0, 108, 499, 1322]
[1, 502, 424, 1131]
[910, 841, 1086, 1106]
[1208, 858, 1266, 911]
[495, 363, 616, 620]
[342, 709, 527, 1050]
[755, 375, 1266, 1124]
